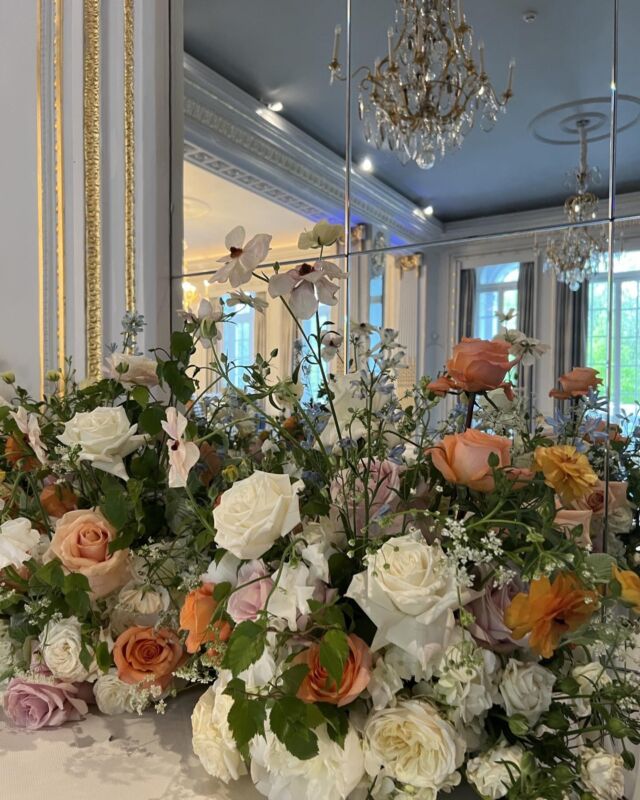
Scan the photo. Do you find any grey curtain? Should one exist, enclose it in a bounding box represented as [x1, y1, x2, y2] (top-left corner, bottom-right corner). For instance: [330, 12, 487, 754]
[554, 280, 588, 405]
[458, 268, 476, 340]
[517, 262, 536, 415]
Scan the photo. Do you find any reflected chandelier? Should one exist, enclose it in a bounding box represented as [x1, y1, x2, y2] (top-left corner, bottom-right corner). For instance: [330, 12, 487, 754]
[544, 121, 607, 291]
[331, 0, 515, 169]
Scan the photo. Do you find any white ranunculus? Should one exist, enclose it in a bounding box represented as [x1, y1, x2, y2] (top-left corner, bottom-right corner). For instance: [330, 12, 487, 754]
[347, 533, 461, 661]
[265, 561, 315, 631]
[363, 699, 465, 793]
[94, 671, 136, 715]
[432, 638, 499, 725]
[320, 372, 388, 448]
[0, 517, 41, 571]
[58, 406, 146, 481]
[192, 681, 247, 784]
[106, 352, 158, 387]
[0, 619, 15, 673]
[571, 662, 611, 717]
[499, 659, 555, 725]
[39, 616, 89, 683]
[466, 742, 524, 800]
[580, 747, 625, 800]
[213, 471, 303, 560]
[110, 585, 170, 635]
[250, 723, 364, 800]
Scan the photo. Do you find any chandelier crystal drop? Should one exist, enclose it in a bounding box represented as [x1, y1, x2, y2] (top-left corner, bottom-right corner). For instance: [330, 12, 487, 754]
[354, 0, 515, 169]
[545, 121, 607, 291]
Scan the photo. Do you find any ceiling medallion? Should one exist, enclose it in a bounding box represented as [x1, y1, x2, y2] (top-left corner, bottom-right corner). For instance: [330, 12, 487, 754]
[330, 0, 514, 169]
[544, 120, 607, 291]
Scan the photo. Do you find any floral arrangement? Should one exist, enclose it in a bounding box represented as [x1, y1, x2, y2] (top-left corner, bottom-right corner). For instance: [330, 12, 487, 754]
[2, 220, 640, 800]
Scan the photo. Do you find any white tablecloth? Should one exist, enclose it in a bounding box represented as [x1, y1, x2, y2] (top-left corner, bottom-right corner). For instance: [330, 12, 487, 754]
[0, 689, 261, 800]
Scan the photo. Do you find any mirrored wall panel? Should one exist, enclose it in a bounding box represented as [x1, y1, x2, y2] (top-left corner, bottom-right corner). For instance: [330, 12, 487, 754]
[615, 0, 640, 215]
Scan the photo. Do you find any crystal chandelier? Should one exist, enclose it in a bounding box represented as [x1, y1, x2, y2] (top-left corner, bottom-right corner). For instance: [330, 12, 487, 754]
[331, 1, 514, 169]
[545, 121, 607, 291]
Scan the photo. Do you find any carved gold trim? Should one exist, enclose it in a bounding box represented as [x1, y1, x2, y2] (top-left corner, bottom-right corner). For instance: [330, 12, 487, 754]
[54, 0, 66, 379]
[123, 0, 136, 312]
[83, 0, 102, 378]
[396, 253, 423, 272]
[36, 0, 45, 397]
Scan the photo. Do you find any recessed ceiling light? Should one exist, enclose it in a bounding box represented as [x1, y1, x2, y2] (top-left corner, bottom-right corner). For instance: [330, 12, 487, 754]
[412, 208, 424, 218]
[359, 157, 374, 172]
[267, 101, 283, 112]
[523, 11, 537, 23]
[423, 205, 435, 216]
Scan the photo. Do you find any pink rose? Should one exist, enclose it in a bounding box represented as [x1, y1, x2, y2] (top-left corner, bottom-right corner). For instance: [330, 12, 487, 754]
[428, 429, 512, 493]
[227, 560, 274, 623]
[466, 580, 525, 653]
[3, 676, 90, 729]
[555, 508, 593, 548]
[332, 459, 402, 537]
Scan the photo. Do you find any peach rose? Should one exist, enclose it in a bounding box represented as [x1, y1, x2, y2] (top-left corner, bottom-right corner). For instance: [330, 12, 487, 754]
[446, 338, 514, 393]
[428, 429, 512, 492]
[39, 483, 78, 518]
[549, 367, 602, 399]
[113, 626, 184, 689]
[180, 583, 232, 654]
[294, 633, 371, 707]
[44, 509, 130, 598]
[554, 508, 593, 548]
[426, 375, 457, 397]
[4, 435, 39, 472]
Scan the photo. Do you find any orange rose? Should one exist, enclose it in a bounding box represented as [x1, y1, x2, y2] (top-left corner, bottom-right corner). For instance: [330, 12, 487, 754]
[180, 583, 229, 654]
[612, 565, 640, 613]
[505, 572, 598, 658]
[554, 508, 593, 548]
[294, 634, 371, 707]
[549, 367, 602, 399]
[445, 338, 514, 393]
[426, 375, 457, 397]
[113, 626, 184, 689]
[43, 508, 131, 598]
[4, 436, 38, 471]
[39, 483, 78, 518]
[428, 429, 511, 492]
[534, 445, 598, 504]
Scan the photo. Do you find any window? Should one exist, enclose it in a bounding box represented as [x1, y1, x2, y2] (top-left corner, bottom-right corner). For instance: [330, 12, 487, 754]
[587, 251, 640, 418]
[221, 299, 255, 388]
[474, 263, 520, 339]
[368, 265, 385, 356]
[299, 304, 332, 401]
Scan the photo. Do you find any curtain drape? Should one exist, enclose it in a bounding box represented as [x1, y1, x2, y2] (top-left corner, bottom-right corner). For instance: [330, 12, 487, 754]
[517, 262, 536, 416]
[554, 280, 588, 404]
[457, 268, 476, 340]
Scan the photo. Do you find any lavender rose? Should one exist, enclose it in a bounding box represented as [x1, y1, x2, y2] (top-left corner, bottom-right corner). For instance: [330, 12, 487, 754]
[466, 580, 524, 653]
[227, 560, 274, 623]
[3, 676, 90, 729]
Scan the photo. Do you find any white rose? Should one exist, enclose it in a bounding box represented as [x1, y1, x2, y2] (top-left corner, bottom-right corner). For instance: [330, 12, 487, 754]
[94, 671, 136, 715]
[385, 644, 439, 683]
[0, 517, 41, 570]
[201, 550, 242, 586]
[213, 471, 302, 559]
[580, 747, 625, 800]
[110, 585, 170, 635]
[347, 533, 462, 660]
[499, 659, 555, 725]
[0, 619, 15, 673]
[250, 723, 364, 800]
[39, 616, 89, 683]
[466, 742, 524, 800]
[58, 406, 146, 481]
[571, 662, 611, 717]
[319, 372, 388, 448]
[432, 638, 499, 725]
[363, 699, 465, 792]
[106, 352, 158, 387]
[192, 681, 247, 784]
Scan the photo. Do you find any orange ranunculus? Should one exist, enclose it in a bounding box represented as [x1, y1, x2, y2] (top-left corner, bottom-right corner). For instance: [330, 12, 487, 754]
[445, 338, 514, 393]
[612, 565, 640, 613]
[179, 583, 222, 653]
[426, 375, 457, 397]
[533, 445, 598, 504]
[428, 429, 512, 492]
[39, 483, 78, 518]
[4, 436, 38, 471]
[294, 634, 371, 707]
[113, 626, 184, 690]
[549, 367, 602, 400]
[505, 572, 599, 658]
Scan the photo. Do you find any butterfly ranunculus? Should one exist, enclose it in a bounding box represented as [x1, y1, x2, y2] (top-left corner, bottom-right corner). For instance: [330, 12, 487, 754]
[212, 225, 272, 288]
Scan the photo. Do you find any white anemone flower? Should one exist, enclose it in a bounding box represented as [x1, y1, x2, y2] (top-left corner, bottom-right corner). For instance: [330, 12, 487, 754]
[268, 260, 346, 319]
[213, 226, 272, 288]
[225, 290, 269, 314]
[161, 407, 200, 489]
[298, 220, 345, 250]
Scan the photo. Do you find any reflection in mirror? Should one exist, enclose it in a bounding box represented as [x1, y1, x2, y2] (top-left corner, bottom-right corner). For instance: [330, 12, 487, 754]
[616, 0, 640, 210]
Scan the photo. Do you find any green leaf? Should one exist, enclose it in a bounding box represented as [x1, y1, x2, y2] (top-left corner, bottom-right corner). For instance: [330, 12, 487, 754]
[139, 405, 165, 436]
[66, 589, 90, 617]
[130, 385, 150, 408]
[95, 640, 111, 673]
[222, 621, 266, 676]
[64, 572, 91, 593]
[79, 643, 93, 671]
[269, 697, 319, 760]
[488, 451, 500, 468]
[279, 663, 309, 695]
[171, 330, 194, 361]
[213, 582, 232, 602]
[317, 703, 349, 747]
[101, 485, 131, 530]
[585, 552, 617, 583]
[34, 559, 65, 589]
[227, 694, 266, 748]
[129, 447, 158, 480]
[328, 552, 356, 594]
[319, 629, 349, 689]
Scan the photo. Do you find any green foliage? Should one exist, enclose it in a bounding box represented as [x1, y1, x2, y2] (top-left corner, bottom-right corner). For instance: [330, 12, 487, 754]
[222, 621, 267, 676]
[319, 629, 349, 689]
[270, 697, 319, 760]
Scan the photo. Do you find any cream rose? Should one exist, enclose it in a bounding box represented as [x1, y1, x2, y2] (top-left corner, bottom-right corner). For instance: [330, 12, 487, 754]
[39, 616, 89, 683]
[110, 585, 170, 635]
[363, 699, 465, 792]
[571, 661, 611, 717]
[580, 748, 625, 800]
[466, 742, 524, 799]
[432, 638, 499, 725]
[250, 722, 364, 800]
[0, 517, 41, 570]
[499, 658, 555, 725]
[106, 352, 158, 387]
[192, 681, 247, 784]
[93, 672, 137, 715]
[213, 471, 302, 559]
[319, 372, 388, 448]
[58, 405, 146, 481]
[347, 532, 461, 660]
